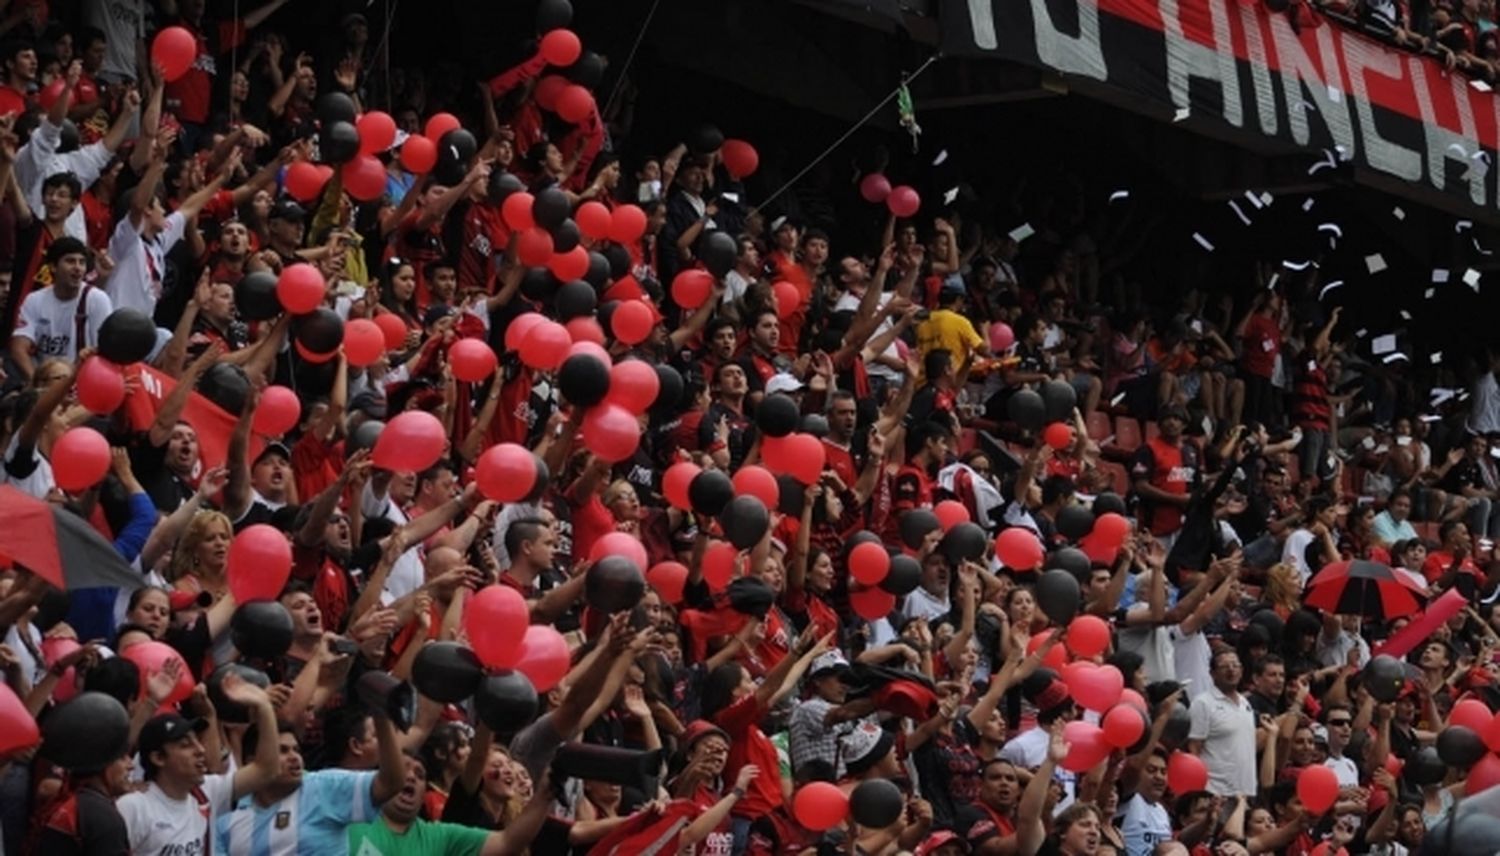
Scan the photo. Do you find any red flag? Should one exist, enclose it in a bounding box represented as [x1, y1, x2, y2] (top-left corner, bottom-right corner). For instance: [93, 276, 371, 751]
[1372, 588, 1466, 659]
[122, 364, 261, 483]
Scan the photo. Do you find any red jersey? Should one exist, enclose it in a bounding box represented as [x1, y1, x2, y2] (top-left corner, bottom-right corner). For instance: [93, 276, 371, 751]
[1130, 437, 1198, 536]
[164, 18, 245, 125]
[713, 694, 784, 819]
[391, 212, 444, 311]
[821, 439, 857, 488]
[1240, 314, 1280, 379]
[1422, 550, 1483, 584]
[458, 202, 506, 295]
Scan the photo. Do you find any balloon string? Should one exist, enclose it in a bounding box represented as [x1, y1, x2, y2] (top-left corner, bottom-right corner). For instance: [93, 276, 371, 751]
[601, 0, 664, 120]
[752, 52, 940, 215]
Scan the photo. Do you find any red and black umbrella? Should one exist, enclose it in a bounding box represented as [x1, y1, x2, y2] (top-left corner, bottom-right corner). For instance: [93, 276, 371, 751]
[0, 486, 143, 592]
[1305, 559, 1427, 620]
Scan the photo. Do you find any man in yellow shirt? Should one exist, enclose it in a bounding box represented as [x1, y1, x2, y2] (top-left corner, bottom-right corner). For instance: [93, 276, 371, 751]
[917, 278, 989, 372]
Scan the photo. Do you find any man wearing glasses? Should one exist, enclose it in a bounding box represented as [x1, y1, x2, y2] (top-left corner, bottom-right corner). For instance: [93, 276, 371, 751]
[1321, 704, 1358, 787]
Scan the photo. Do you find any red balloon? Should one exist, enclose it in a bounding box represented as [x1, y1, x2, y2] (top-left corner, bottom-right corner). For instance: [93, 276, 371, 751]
[505, 313, 546, 353]
[859, 173, 892, 203]
[366, 315, 405, 353]
[0, 682, 37, 755]
[36, 77, 66, 110]
[1027, 630, 1068, 671]
[671, 269, 715, 310]
[516, 228, 554, 267]
[606, 359, 660, 414]
[556, 85, 594, 124]
[294, 341, 337, 364]
[1453, 698, 1492, 732]
[477, 444, 538, 503]
[793, 781, 849, 832]
[535, 75, 569, 112]
[449, 338, 498, 382]
[1093, 512, 1132, 549]
[284, 161, 328, 203]
[40, 637, 81, 703]
[721, 139, 760, 179]
[519, 320, 571, 370]
[989, 322, 1015, 353]
[664, 462, 701, 511]
[1469, 752, 1500, 796]
[1485, 713, 1500, 753]
[850, 586, 896, 621]
[513, 625, 571, 692]
[1065, 662, 1124, 712]
[1102, 704, 1146, 748]
[575, 201, 613, 240]
[1297, 764, 1339, 813]
[121, 640, 193, 705]
[849, 541, 891, 586]
[566, 317, 606, 345]
[1067, 614, 1112, 659]
[887, 185, 921, 218]
[357, 110, 397, 155]
[1167, 750, 1209, 794]
[568, 341, 611, 365]
[582, 404, 640, 462]
[76, 356, 125, 414]
[609, 205, 647, 244]
[788, 434, 826, 485]
[702, 541, 739, 591]
[253, 385, 300, 436]
[74, 78, 98, 103]
[611, 300, 654, 345]
[731, 465, 779, 509]
[934, 499, 970, 532]
[341, 154, 387, 202]
[591, 531, 649, 573]
[424, 112, 461, 143]
[1043, 422, 1075, 451]
[548, 246, 590, 281]
[503, 192, 536, 232]
[1120, 689, 1148, 712]
[1061, 721, 1110, 772]
[276, 263, 325, 314]
[52, 427, 110, 492]
[647, 561, 690, 604]
[995, 528, 1044, 571]
[540, 29, 583, 66]
[151, 26, 197, 82]
[0, 87, 22, 117]
[400, 135, 437, 174]
[1079, 531, 1119, 567]
[342, 318, 385, 367]
[773, 281, 801, 319]
[227, 523, 293, 603]
[373, 410, 447, 472]
[465, 586, 529, 669]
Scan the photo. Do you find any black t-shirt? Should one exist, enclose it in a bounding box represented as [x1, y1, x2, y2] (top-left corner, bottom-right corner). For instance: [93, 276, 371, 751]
[914, 716, 981, 830]
[129, 433, 195, 513]
[441, 776, 499, 829]
[35, 785, 130, 856]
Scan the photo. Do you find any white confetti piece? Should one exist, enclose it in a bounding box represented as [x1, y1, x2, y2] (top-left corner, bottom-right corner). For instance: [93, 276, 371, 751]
[1365, 254, 1387, 274]
[1457, 220, 1473, 233]
[1434, 268, 1450, 283]
[1260, 192, 1274, 207]
[1432, 351, 1445, 364]
[1109, 190, 1130, 204]
[1336, 145, 1352, 162]
[1245, 191, 1264, 210]
[1302, 198, 1315, 212]
[1355, 328, 1368, 338]
[1228, 201, 1252, 226]
[1465, 268, 1482, 289]
[1318, 280, 1344, 300]
[1475, 237, 1494, 256]
[1318, 223, 1343, 239]
[932, 149, 949, 166]
[1432, 388, 1457, 406]
[1008, 223, 1035, 243]
[720, 192, 740, 203]
[1283, 260, 1313, 271]
[1425, 288, 1436, 299]
[1266, 273, 1280, 291]
[1448, 143, 1469, 159]
[1399, 310, 1411, 320]
[943, 186, 960, 205]
[1328, 85, 1343, 103]
[1421, 414, 1443, 422]
[1372, 334, 1397, 355]
[1110, 392, 1127, 407]
[1192, 232, 1215, 251]
[1475, 79, 1494, 92]
[1383, 352, 1409, 364]
[1173, 107, 1190, 123]
[1393, 206, 1405, 220]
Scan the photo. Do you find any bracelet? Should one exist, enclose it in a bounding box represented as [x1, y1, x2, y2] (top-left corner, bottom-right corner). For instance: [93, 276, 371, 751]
[731, 786, 746, 799]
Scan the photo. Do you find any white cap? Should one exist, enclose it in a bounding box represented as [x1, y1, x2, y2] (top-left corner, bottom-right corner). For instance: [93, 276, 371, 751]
[765, 373, 805, 396]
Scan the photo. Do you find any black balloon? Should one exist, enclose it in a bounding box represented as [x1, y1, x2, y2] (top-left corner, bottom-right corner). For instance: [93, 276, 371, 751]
[800, 414, 829, 438]
[1364, 654, 1407, 703]
[198, 362, 251, 414]
[440, 128, 478, 163]
[555, 280, 597, 320]
[355, 671, 417, 731]
[489, 171, 526, 204]
[316, 92, 357, 125]
[1405, 745, 1446, 785]
[755, 394, 800, 438]
[412, 642, 484, 703]
[550, 219, 581, 254]
[776, 474, 805, 517]
[207, 663, 271, 723]
[523, 454, 552, 504]
[435, 129, 477, 186]
[881, 554, 922, 595]
[596, 301, 618, 337]
[532, 187, 571, 231]
[558, 354, 611, 407]
[536, 0, 573, 32]
[650, 365, 684, 415]
[1056, 505, 1096, 541]
[688, 123, 725, 155]
[720, 495, 770, 550]
[940, 522, 988, 565]
[1093, 492, 1127, 517]
[236, 270, 280, 321]
[584, 251, 611, 289]
[688, 469, 735, 517]
[1041, 379, 1078, 423]
[294, 308, 344, 354]
[701, 230, 737, 278]
[230, 601, 294, 660]
[1438, 725, 1487, 768]
[899, 509, 942, 551]
[41, 692, 131, 771]
[604, 244, 632, 280]
[566, 51, 604, 89]
[849, 778, 904, 828]
[521, 266, 558, 302]
[474, 671, 539, 732]
[1036, 568, 1081, 625]
[98, 308, 157, 364]
[1007, 388, 1046, 432]
[348, 419, 384, 457]
[320, 120, 360, 164]
[846, 530, 883, 555]
[1047, 547, 1092, 580]
[586, 556, 646, 613]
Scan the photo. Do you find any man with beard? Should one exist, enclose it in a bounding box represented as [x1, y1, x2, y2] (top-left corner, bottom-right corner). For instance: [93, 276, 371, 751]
[205, 220, 255, 285]
[736, 308, 785, 398]
[346, 755, 551, 855]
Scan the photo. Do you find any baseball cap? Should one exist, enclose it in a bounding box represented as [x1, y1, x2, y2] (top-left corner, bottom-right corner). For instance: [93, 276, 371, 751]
[422, 304, 456, 328]
[138, 713, 209, 773]
[839, 720, 894, 776]
[916, 830, 972, 856]
[268, 199, 306, 223]
[678, 720, 729, 754]
[765, 373, 804, 396]
[809, 650, 851, 680]
[254, 441, 292, 467]
[940, 275, 966, 295]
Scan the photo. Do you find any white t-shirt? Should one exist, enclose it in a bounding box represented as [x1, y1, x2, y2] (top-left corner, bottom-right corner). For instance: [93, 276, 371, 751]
[118, 772, 236, 856]
[14, 118, 113, 242]
[14, 284, 112, 364]
[1187, 686, 1258, 797]
[1326, 754, 1360, 788]
[834, 290, 901, 381]
[901, 586, 949, 623]
[1121, 793, 1172, 856]
[3, 433, 54, 498]
[360, 481, 423, 602]
[1282, 528, 1318, 585]
[107, 211, 187, 317]
[82, 0, 145, 83]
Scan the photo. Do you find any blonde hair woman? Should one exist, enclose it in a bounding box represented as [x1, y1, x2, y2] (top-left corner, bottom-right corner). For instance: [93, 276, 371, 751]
[1263, 562, 1302, 620]
[169, 510, 234, 595]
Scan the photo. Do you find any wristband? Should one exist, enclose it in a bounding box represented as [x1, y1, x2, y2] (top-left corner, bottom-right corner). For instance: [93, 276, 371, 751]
[731, 786, 747, 799]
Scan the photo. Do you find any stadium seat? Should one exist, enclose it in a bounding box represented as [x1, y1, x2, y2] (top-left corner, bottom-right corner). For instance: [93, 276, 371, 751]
[1103, 417, 1142, 462]
[1086, 411, 1112, 443]
[1098, 462, 1131, 495]
[1143, 420, 1160, 443]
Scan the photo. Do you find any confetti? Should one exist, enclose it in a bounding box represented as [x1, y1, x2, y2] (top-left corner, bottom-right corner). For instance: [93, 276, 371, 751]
[1475, 237, 1494, 256]
[1475, 79, 1494, 92]
[1399, 310, 1412, 321]
[1192, 232, 1215, 251]
[1228, 201, 1252, 226]
[1365, 254, 1387, 274]
[932, 149, 949, 166]
[1393, 206, 1405, 220]
[1318, 280, 1344, 300]
[1448, 143, 1469, 159]
[1260, 192, 1274, 207]
[1318, 223, 1344, 239]
[1327, 85, 1343, 103]
[1421, 414, 1443, 422]
[1173, 107, 1190, 123]
[1109, 190, 1130, 204]
[1008, 223, 1035, 243]
[1465, 268, 1482, 289]
[1456, 220, 1473, 233]
[943, 186, 960, 205]
[1283, 260, 1313, 271]
[1267, 273, 1280, 291]
[1245, 191, 1264, 210]
[1431, 351, 1445, 364]
[1355, 328, 1368, 338]
[1382, 353, 1409, 364]
[1425, 288, 1436, 299]
[1302, 198, 1315, 212]
[1371, 334, 1397, 355]
[1432, 388, 1456, 406]
[720, 192, 740, 203]
[1433, 268, 1450, 283]
[1110, 392, 1128, 407]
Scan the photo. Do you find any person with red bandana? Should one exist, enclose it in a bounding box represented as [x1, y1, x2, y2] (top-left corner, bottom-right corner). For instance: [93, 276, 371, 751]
[1130, 404, 1199, 549]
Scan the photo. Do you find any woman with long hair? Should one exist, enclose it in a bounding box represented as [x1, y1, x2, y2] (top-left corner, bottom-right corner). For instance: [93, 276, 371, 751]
[1262, 563, 1302, 620]
[168, 510, 235, 596]
[420, 721, 473, 820]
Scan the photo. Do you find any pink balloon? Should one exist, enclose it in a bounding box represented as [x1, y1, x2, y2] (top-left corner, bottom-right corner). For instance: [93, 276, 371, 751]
[1061, 720, 1110, 772]
[121, 640, 193, 705]
[41, 637, 81, 703]
[476, 443, 539, 503]
[989, 322, 1015, 353]
[591, 531, 649, 573]
[887, 185, 921, 218]
[581, 404, 640, 462]
[372, 411, 446, 472]
[512, 625, 571, 692]
[1064, 662, 1125, 712]
[228, 523, 293, 603]
[76, 356, 125, 414]
[465, 586, 529, 669]
[253, 385, 300, 436]
[859, 173, 892, 204]
[605, 359, 660, 414]
[52, 427, 110, 492]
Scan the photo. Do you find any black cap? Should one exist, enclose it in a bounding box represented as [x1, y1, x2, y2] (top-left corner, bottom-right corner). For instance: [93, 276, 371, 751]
[254, 441, 292, 466]
[138, 713, 208, 773]
[268, 199, 306, 223]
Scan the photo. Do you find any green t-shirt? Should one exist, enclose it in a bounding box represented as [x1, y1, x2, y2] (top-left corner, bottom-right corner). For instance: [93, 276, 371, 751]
[348, 816, 491, 856]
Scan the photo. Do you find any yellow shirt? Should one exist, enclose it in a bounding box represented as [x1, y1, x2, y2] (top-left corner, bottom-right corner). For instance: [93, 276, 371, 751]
[916, 308, 984, 367]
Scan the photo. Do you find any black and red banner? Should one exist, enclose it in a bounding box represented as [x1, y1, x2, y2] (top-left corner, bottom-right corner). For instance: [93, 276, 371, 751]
[943, 0, 1500, 215]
